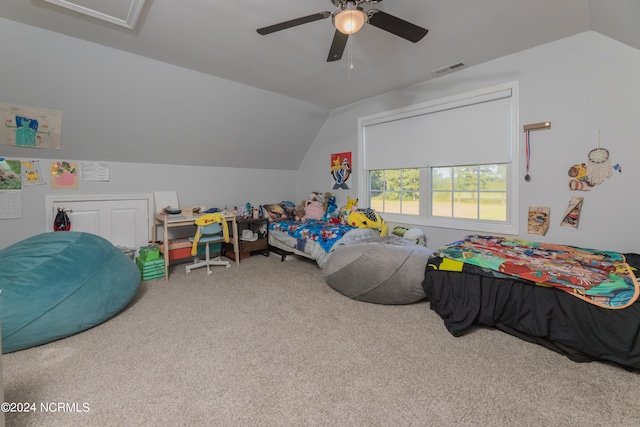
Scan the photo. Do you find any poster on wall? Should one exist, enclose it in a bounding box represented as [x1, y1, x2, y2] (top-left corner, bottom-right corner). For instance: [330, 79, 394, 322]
[50, 160, 79, 190]
[0, 157, 22, 219]
[330, 152, 352, 190]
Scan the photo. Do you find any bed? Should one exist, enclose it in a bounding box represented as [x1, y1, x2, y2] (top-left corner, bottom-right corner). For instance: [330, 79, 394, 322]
[422, 235, 640, 370]
[268, 219, 379, 268]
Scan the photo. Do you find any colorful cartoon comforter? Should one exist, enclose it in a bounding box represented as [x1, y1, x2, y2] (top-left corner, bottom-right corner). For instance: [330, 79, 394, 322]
[269, 220, 363, 253]
[437, 235, 639, 309]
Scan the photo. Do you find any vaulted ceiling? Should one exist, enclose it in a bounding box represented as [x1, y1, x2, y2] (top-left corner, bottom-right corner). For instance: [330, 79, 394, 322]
[1, 0, 638, 110]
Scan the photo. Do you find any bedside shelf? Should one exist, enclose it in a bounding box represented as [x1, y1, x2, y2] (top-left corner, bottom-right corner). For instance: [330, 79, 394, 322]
[226, 217, 269, 262]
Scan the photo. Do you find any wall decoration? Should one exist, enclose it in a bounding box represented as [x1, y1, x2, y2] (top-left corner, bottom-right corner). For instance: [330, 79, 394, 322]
[80, 162, 110, 181]
[560, 196, 583, 228]
[1, 103, 62, 149]
[568, 131, 614, 191]
[527, 206, 550, 235]
[522, 121, 551, 182]
[330, 152, 352, 190]
[21, 159, 46, 186]
[0, 157, 22, 219]
[50, 161, 78, 190]
[567, 163, 594, 191]
[585, 146, 612, 185]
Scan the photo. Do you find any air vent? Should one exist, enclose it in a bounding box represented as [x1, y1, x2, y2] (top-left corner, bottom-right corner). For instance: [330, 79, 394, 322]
[431, 61, 465, 76]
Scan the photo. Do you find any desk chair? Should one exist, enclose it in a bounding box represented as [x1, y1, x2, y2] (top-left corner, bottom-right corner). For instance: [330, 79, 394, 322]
[186, 214, 230, 275]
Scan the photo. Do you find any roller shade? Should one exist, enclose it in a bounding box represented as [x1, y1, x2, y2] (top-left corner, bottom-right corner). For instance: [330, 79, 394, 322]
[363, 89, 513, 170]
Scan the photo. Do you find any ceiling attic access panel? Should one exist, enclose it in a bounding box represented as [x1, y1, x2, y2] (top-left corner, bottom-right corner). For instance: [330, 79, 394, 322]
[42, 0, 145, 29]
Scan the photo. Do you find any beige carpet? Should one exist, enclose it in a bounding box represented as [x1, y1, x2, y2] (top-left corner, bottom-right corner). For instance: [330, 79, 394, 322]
[3, 254, 640, 426]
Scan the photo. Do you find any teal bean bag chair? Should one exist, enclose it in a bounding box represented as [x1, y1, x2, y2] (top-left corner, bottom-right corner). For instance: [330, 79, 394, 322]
[0, 232, 141, 353]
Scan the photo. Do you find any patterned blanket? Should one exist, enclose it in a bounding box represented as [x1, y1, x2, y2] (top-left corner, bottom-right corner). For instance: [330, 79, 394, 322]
[438, 235, 639, 309]
[269, 220, 356, 253]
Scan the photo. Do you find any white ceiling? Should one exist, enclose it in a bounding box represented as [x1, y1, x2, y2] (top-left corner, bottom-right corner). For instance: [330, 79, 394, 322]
[1, 0, 638, 110]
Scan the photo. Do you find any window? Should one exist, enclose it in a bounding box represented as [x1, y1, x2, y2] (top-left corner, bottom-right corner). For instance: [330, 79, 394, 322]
[359, 82, 519, 234]
[431, 164, 507, 221]
[370, 169, 420, 215]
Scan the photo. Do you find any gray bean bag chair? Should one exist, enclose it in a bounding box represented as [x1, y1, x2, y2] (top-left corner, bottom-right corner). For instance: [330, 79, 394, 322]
[323, 236, 434, 304]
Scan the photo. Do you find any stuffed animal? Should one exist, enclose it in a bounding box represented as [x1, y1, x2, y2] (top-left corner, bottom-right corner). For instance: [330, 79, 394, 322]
[302, 200, 325, 221]
[323, 192, 333, 211]
[403, 228, 426, 246]
[347, 209, 388, 236]
[326, 194, 337, 214]
[322, 194, 339, 221]
[294, 204, 306, 221]
[339, 196, 359, 223]
[345, 196, 358, 211]
[392, 225, 410, 237]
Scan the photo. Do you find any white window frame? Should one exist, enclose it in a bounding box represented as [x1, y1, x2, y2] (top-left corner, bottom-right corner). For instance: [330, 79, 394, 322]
[358, 82, 519, 235]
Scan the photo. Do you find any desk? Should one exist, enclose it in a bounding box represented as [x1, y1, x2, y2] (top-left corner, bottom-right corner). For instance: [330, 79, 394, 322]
[151, 212, 239, 280]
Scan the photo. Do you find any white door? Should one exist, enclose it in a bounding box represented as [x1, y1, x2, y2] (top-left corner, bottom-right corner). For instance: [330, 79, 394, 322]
[47, 195, 151, 250]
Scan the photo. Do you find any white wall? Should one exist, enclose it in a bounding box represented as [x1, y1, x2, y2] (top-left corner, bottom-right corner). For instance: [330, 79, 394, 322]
[0, 18, 309, 250]
[298, 31, 640, 253]
[0, 160, 296, 249]
[0, 17, 329, 171]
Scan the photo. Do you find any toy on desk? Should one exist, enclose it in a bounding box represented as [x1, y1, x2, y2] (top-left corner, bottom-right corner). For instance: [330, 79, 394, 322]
[163, 206, 181, 215]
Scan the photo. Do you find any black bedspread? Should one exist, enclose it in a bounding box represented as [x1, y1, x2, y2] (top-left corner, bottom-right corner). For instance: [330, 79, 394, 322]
[422, 253, 640, 370]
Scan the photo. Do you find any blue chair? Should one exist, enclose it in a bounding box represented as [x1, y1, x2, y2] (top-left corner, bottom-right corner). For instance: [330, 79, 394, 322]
[186, 221, 230, 275]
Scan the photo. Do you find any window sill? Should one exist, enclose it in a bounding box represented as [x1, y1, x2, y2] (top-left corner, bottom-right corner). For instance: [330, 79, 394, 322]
[379, 213, 518, 235]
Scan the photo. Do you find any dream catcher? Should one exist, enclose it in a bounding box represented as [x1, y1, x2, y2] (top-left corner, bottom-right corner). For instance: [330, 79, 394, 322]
[585, 144, 612, 186]
[568, 130, 614, 191]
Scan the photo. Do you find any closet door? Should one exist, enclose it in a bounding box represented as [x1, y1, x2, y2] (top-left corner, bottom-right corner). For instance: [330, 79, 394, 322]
[47, 195, 151, 249]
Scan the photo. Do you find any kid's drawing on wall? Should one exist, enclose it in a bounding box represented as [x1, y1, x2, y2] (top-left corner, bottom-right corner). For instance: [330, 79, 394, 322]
[21, 159, 46, 186]
[331, 152, 352, 190]
[1, 103, 62, 149]
[50, 160, 78, 190]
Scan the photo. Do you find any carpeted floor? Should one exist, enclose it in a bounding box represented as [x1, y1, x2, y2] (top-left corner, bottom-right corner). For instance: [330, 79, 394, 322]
[3, 254, 640, 426]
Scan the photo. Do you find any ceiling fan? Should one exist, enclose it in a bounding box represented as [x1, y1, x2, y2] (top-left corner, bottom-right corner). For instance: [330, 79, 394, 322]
[257, 0, 428, 62]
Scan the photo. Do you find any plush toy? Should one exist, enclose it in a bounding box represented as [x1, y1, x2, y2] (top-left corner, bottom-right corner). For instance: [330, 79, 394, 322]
[323, 192, 333, 211]
[326, 195, 337, 214]
[403, 228, 426, 246]
[345, 196, 358, 211]
[322, 194, 339, 221]
[302, 200, 325, 221]
[347, 209, 388, 236]
[294, 204, 306, 221]
[392, 225, 410, 237]
[309, 192, 324, 204]
[339, 196, 359, 223]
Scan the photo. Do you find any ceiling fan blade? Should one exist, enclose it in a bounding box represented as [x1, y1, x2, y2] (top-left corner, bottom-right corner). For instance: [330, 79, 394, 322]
[367, 10, 428, 43]
[327, 30, 348, 62]
[257, 11, 331, 35]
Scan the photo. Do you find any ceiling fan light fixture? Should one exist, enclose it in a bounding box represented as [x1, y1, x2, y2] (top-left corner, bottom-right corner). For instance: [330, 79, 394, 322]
[333, 5, 366, 35]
